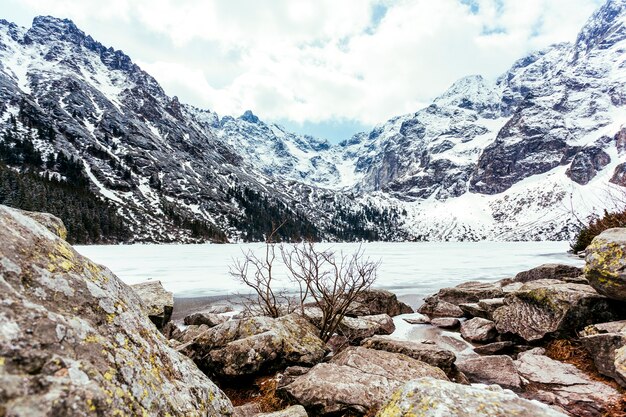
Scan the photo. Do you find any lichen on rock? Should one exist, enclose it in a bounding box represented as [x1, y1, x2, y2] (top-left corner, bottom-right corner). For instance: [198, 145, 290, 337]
[0, 205, 233, 416]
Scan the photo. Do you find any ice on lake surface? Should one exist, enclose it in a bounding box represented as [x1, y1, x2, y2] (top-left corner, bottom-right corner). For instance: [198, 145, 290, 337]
[75, 241, 582, 300]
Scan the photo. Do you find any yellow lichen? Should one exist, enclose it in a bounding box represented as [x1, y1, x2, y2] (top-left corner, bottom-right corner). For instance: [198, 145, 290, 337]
[103, 369, 116, 381]
[0, 357, 5, 366]
[87, 399, 97, 412]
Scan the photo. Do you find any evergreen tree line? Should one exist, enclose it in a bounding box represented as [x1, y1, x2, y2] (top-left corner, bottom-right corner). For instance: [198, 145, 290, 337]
[227, 186, 321, 242]
[0, 128, 130, 244]
[161, 200, 228, 242]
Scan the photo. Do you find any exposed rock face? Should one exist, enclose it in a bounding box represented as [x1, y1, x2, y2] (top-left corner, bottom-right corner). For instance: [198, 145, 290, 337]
[349, 289, 413, 316]
[565, 145, 611, 185]
[184, 312, 229, 327]
[130, 280, 174, 330]
[361, 336, 456, 375]
[376, 377, 568, 417]
[515, 351, 622, 417]
[456, 355, 521, 389]
[585, 228, 626, 301]
[460, 318, 497, 343]
[279, 347, 447, 416]
[179, 314, 326, 379]
[513, 264, 582, 283]
[493, 280, 622, 342]
[0, 205, 233, 416]
[234, 404, 308, 417]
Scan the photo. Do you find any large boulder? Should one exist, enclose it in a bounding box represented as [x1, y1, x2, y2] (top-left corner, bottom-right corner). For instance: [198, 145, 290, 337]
[339, 314, 395, 342]
[456, 355, 521, 389]
[585, 228, 626, 301]
[515, 351, 622, 416]
[460, 317, 497, 343]
[376, 377, 567, 417]
[279, 346, 447, 416]
[130, 280, 174, 330]
[492, 280, 623, 342]
[16, 207, 68, 239]
[0, 205, 233, 416]
[349, 289, 413, 316]
[361, 336, 456, 376]
[179, 313, 326, 378]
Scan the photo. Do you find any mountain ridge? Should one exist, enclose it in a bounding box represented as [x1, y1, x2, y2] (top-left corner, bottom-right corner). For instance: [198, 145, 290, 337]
[1, 0, 625, 243]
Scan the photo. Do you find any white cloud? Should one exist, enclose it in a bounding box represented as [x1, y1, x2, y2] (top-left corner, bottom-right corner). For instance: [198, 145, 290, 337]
[6, 0, 606, 128]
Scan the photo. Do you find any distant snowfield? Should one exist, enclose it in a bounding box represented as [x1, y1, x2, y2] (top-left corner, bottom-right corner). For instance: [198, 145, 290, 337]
[75, 241, 582, 299]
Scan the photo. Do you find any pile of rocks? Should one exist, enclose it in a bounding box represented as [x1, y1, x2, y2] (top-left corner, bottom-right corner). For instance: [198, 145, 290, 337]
[3, 205, 625, 417]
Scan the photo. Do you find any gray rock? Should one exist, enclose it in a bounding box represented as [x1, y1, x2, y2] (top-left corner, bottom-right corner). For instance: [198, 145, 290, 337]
[376, 377, 568, 417]
[184, 312, 229, 327]
[0, 205, 233, 416]
[436, 281, 504, 304]
[349, 289, 414, 316]
[460, 318, 497, 343]
[179, 313, 326, 378]
[339, 314, 395, 343]
[458, 302, 491, 319]
[403, 315, 431, 324]
[473, 341, 514, 355]
[361, 336, 456, 375]
[179, 324, 211, 343]
[493, 281, 623, 342]
[513, 264, 583, 283]
[430, 317, 461, 329]
[581, 331, 626, 387]
[417, 299, 464, 318]
[130, 280, 174, 330]
[456, 355, 521, 389]
[478, 297, 505, 314]
[279, 346, 447, 415]
[585, 228, 626, 301]
[515, 352, 622, 416]
[15, 207, 68, 239]
[580, 320, 626, 336]
[233, 403, 261, 417]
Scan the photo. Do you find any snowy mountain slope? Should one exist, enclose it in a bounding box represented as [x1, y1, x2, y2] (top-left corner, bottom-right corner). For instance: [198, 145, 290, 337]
[0, 16, 401, 242]
[1, 0, 626, 243]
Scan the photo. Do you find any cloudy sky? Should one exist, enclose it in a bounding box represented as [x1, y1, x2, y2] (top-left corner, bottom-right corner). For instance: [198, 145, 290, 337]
[4, 0, 604, 142]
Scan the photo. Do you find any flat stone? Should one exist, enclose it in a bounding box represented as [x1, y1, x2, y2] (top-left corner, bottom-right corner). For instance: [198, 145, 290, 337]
[514, 264, 582, 283]
[456, 355, 521, 389]
[473, 341, 514, 355]
[430, 317, 461, 329]
[361, 336, 456, 375]
[515, 352, 622, 416]
[458, 302, 491, 319]
[183, 312, 229, 327]
[581, 332, 626, 387]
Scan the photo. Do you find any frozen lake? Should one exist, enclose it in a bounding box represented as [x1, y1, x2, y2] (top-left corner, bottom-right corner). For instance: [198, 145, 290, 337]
[75, 241, 583, 301]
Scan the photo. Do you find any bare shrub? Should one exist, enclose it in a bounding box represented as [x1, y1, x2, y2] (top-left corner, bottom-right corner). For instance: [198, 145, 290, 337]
[231, 234, 379, 342]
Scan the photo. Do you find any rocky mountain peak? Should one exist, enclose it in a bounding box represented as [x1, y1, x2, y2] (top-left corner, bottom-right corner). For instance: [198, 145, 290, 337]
[573, 0, 626, 60]
[433, 74, 500, 118]
[239, 110, 260, 124]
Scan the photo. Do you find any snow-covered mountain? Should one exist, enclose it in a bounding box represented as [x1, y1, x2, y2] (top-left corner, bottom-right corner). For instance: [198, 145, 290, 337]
[1, 0, 626, 243]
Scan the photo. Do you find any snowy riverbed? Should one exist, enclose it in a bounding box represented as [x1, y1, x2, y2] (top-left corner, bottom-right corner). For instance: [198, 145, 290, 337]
[75, 241, 582, 301]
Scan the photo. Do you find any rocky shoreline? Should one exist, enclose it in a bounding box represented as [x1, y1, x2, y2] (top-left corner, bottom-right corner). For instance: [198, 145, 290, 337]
[1, 205, 625, 416]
